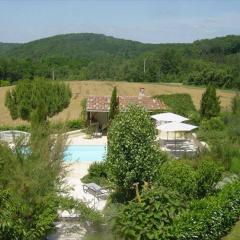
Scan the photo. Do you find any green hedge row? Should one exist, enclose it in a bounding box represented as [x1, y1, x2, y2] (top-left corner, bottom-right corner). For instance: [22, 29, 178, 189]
[0, 125, 30, 132]
[154, 94, 197, 119]
[0, 119, 84, 133]
[171, 181, 240, 240]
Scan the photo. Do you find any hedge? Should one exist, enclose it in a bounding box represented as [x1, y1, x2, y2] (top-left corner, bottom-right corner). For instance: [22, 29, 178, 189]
[171, 181, 240, 240]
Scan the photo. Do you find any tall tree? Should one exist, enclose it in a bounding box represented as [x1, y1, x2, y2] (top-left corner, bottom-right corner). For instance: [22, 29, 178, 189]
[106, 105, 167, 199]
[200, 84, 221, 119]
[108, 86, 119, 122]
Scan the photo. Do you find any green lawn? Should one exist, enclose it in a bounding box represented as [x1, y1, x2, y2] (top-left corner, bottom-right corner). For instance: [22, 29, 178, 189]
[223, 221, 240, 240]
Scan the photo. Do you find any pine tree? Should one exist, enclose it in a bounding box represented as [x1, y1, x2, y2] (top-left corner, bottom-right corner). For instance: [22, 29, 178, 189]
[200, 84, 221, 119]
[109, 86, 119, 122]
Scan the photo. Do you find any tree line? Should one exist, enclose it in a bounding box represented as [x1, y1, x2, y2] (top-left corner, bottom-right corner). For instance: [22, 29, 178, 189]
[0, 33, 240, 89]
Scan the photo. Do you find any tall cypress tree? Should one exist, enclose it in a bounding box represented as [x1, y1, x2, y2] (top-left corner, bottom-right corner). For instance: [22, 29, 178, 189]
[231, 93, 240, 114]
[109, 86, 119, 122]
[200, 84, 221, 119]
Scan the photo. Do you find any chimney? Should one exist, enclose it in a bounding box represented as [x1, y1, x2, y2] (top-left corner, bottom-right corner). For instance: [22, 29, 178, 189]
[138, 88, 145, 99]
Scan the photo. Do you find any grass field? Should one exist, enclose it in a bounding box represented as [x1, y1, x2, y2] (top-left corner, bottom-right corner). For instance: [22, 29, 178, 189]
[222, 221, 240, 240]
[0, 80, 237, 126]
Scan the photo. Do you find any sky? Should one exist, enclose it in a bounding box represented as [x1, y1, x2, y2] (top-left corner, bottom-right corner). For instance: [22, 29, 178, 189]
[0, 0, 240, 44]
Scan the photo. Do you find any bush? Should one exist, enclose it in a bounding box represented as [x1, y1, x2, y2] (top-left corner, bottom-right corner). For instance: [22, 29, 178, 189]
[196, 159, 223, 198]
[0, 80, 10, 87]
[66, 119, 84, 130]
[171, 181, 240, 240]
[81, 161, 109, 187]
[0, 190, 59, 240]
[0, 124, 30, 132]
[157, 160, 197, 199]
[200, 117, 225, 131]
[230, 157, 240, 174]
[114, 186, 184, 240]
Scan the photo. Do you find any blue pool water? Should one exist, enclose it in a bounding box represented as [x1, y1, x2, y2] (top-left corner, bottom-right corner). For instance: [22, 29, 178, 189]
[64, 145, 106, 162]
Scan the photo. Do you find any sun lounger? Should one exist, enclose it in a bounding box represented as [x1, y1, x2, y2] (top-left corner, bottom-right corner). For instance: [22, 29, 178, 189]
[92, 132, 102, 138]
[83, 183, 109, 200]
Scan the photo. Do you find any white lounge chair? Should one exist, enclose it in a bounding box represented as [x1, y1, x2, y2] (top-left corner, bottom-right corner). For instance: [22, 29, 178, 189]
[83, 183, 109, 200]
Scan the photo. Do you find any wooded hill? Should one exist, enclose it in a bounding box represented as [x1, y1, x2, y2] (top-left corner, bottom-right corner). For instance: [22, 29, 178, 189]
[0, 33, 240, 89]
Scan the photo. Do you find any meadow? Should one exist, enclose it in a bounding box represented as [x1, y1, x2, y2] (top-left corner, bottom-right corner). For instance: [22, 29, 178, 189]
[0, 80, 237, 126]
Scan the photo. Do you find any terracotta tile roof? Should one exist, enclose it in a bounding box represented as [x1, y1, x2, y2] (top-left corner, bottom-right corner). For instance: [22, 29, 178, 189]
[86, 95, 165, 112]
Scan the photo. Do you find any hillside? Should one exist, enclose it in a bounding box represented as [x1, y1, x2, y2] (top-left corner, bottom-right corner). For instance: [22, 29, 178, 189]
[0, 42, 19, 55]
[0, 81, 236, 126]
[0, 33, 155, 59]
[0, 33, 240, 89]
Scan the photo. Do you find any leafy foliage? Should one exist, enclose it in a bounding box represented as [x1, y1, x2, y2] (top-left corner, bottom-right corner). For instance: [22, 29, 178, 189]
[114, 187, 184, 240]
[5, 79, 71, 122]
[196, 159, 223, 198]
[0, 125, 65, 239]
[81, 161, 109, 187]
[197, 109, 240, 171]
[157, 161, 197, 199]
[0, 34, 240, 89]
[106, 105, 167, 198]
[65, 119, 84, 130]
[171, 181, 240, 240]
[200, 84, 221, 119]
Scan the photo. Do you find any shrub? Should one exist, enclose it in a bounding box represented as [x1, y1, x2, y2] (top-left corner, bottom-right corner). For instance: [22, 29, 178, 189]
[171, 181, 240, 240]
[81, 161, 109, 186]
[0, 80, 10, 87]
[157, 160, 197, 199]
[114, 186, 184, 240]
[230, 157, 240, 174]
[0, 124, 30, 132]
[66, 119, 84, 130]
[0, 189, 59, 240]
[196, 159, 223, 198]
[200, 117, 225, 131]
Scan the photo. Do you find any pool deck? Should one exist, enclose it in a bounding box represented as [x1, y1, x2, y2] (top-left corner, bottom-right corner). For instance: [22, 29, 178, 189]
[63, 132, 108, 211]
[66, 132, 107, 146]
[63, 162, 107, 211]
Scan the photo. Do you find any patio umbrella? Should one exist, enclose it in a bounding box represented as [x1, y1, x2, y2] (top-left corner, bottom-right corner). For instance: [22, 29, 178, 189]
[157, 122, 198, 151]
[151, 112, 189, 123]
[157, 122, 197, 132]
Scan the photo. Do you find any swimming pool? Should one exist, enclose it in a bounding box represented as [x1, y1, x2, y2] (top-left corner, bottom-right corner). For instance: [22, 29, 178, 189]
[64, 145, 106, 162]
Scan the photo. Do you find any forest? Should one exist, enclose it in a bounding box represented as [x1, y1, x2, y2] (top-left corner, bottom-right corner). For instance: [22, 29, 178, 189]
[0, 33, 240, 89]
